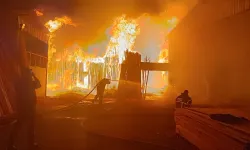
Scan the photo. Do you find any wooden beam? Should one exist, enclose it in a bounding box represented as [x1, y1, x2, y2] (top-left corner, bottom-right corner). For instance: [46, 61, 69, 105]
[140, 62, 169, 71]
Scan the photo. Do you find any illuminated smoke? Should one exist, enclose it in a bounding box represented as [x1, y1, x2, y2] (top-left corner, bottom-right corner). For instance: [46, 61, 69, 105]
[105, 15, 140, 64]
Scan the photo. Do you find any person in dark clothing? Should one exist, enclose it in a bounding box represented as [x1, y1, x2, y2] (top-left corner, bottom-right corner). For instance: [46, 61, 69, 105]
[94, 78, 110, 104]
[8, 68, 41, 150]
[176, 90, 192, 108]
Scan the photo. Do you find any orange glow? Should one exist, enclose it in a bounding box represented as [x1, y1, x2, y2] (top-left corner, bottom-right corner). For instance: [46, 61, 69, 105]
[166, 16, 178, 32]
[45, 16, 77, 96]
[45, 16, 75, 33]
[158, 49, 168, 63]
[158, 49, 169, 83]
[34, 9, 43, 16]
[21, 24, 25, 30]
[157, 16, 178, 85]
[105, 15, 140, 64]
[45, 14, 180, 96]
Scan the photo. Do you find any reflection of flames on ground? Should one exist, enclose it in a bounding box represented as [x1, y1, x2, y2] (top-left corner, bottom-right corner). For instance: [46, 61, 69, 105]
[44, 14, 178, 96]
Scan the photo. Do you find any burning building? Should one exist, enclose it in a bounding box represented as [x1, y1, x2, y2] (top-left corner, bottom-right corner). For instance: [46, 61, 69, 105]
[43, 2, 185, 97]
[46, 15, 140, 96]
[45, 12, 181, 96]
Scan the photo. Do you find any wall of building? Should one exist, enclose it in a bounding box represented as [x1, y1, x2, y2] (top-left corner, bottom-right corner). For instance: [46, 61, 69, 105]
[169, 10, 250, 105]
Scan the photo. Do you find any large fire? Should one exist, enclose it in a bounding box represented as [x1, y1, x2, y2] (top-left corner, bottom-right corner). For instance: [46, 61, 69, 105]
[105, 15, 140, 64]
[42, 14, 179, 96]
[44, 16, 77, 95]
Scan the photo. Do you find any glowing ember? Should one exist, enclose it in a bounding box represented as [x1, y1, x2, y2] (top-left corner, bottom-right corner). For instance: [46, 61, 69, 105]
[21, 24, 25, 30]
[105, 15, 140, 64]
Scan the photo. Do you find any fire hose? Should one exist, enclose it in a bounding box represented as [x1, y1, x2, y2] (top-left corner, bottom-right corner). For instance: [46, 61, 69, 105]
[40, 80, 102, 115]
[40, 79, 117, 115]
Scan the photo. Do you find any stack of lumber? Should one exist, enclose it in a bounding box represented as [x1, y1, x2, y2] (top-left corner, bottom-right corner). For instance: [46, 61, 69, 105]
[118, 51, 141, 100]
[175, 108, 250, 150]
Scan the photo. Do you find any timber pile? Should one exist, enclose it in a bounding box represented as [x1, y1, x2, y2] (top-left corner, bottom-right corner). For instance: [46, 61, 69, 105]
[175, 108, 250, 150]
[118, 51, 141, 100]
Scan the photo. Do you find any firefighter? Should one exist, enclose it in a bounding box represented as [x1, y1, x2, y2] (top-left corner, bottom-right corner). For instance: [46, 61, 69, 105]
[176, 90, 192, 108]
[94, 78, 111, 104]
[9, 68, 41, 150]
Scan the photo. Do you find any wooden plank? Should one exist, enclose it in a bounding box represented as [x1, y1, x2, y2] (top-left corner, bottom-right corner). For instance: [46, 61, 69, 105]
[175, 108, 250, 150]
[140, 62, 169, 71]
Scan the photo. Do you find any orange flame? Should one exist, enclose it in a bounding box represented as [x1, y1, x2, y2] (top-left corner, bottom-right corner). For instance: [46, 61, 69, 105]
[158, 16, 178, 83]
[105, 15, 140, 64]
[34, 9, 43, 16]
[158, 16, 178, 64]
[45, 16, 75, 33]
[45, 14, 180, 95]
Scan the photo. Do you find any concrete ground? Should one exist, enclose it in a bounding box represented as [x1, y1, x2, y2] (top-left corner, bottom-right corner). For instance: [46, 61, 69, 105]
[34, 98, 197, 150]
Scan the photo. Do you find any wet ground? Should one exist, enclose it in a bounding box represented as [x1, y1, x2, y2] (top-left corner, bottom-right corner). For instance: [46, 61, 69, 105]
[34, 99, 198, 150]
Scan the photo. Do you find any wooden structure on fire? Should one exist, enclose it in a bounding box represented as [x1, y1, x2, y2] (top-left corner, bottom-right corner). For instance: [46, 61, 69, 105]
[88, 63, 104, 88]
[117, 51, 169, 101]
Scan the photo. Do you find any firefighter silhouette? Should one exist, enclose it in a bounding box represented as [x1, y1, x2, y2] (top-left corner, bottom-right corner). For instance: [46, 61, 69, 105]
[94, 78, 111, 104]
[9, 68, 41, 150]
[176, 90, 192, 108]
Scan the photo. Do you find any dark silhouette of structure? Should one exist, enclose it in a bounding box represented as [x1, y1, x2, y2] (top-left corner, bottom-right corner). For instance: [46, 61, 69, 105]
[117, 51, 169, 101]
